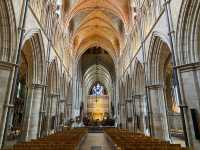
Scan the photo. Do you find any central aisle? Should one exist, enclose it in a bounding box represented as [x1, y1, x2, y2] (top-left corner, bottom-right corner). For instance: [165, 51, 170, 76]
[80, 133, 111, 150]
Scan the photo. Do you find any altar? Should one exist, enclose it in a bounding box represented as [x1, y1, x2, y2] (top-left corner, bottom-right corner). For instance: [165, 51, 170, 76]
[87, 95, 109, 121]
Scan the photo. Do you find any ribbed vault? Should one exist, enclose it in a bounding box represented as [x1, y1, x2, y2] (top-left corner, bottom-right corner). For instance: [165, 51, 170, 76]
[83, 64, 112, 95]
[63, 0, 131, 59]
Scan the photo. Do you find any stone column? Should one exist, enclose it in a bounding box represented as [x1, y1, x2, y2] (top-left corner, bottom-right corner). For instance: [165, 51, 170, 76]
[125, 98, 133, 131]
[133, 94, 146, 133]
[119, 103, 126, 128]
[178, 63, 200, 149]
[115, 80, 120, 126]
[46, 94, 59, 134]
[67, 103, 72, 120]
[118, 103, 122, 128]
[65, 103, 70, 121]
[46, 95, 51, 135]
[133, 95, 139, 132]
[0, 62, 14, 147]
[58, 99, 65, 128]
[25, 84, 44, 140]
[139, 95, 146, 133]
[64, 103, 70, 123]
[51, 94, 59, 131]
[148, 84, 169, 140]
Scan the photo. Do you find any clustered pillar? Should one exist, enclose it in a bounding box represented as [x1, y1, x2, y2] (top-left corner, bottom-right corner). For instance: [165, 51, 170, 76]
[148, 85, 169, 141]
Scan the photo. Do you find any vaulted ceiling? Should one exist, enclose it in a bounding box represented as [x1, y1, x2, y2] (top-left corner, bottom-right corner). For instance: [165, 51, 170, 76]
[62, 0, 132, 60]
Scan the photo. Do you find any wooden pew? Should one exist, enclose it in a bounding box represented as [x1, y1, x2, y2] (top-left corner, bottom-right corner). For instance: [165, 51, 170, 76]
[2, 128, 88, 150]
[104, 128, 189, 150]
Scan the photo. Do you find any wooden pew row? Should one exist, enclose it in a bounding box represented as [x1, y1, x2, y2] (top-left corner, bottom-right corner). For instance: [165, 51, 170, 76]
[105, 128, 189, 150]
[2, 128, 88, 150]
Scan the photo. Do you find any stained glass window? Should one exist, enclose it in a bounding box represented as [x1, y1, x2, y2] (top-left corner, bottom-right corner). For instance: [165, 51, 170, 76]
[91, 83, 105, 96]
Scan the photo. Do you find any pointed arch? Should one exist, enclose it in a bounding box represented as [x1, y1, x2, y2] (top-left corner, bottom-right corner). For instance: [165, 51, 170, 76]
[0, 0, 17, 62]
[132, 59, 145, 95]
[176, 0, 200, 65]
[147, 32, 171, 84]
[48, 58, 60, 95]
[22, 30, 46, 85]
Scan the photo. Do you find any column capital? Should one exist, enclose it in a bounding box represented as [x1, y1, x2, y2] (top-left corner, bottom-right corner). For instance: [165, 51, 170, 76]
[132, 94, 143, 99]
[0, 60, 19, 68]
[59, 99, 66, 103]
[146, 84, 162, 89]
[119, 102, 125, 106]
[49, 93, 60, 97]
[125, 98, 132, 102]
[127, 117, 133, 122]
[179, 105, 188, 108]
[175, 62, 200, 72]
[40, 110, 46, 114]
[4, 104, 14, 108]
[66, 103, 72, 106]
[32, 83, 47, 89]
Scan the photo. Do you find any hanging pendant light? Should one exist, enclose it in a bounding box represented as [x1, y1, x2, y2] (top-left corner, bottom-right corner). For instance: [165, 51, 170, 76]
[95, 47, 98, 103]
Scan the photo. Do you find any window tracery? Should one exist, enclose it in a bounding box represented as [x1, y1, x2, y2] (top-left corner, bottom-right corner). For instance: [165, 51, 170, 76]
[90, 83, 106, 96]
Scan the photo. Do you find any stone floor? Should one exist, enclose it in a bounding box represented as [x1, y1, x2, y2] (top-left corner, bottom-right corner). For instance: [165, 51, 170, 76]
[80, 133, 111, 150]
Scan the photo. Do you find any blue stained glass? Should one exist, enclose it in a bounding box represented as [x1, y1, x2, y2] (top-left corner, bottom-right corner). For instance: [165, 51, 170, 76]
[92, 83, 104, 96]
